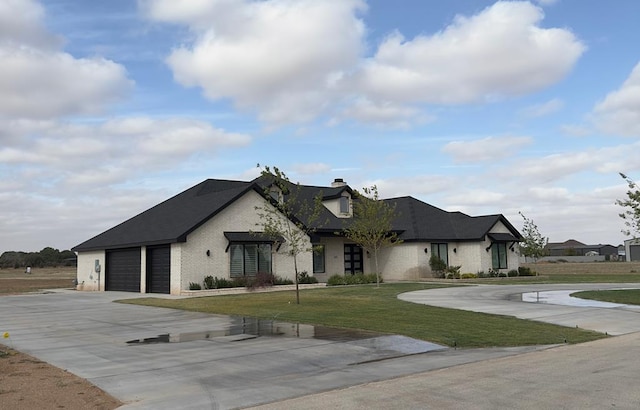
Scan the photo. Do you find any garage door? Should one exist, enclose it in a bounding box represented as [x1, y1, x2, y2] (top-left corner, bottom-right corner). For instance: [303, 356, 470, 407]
[106, 248, 141, 292]
[146, 245, 171, 294]
[631, 245, 640, 262]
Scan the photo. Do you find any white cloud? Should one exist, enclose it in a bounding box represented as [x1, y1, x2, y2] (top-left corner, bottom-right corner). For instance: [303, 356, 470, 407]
[354, 1, 584, 105]
[520, 98, 564, 118]
[145, 0, 366, 125]
[512, 142, 640, 182]
[0, 0, 132, 119]
[144, 1, 583, 128]
[560, 124, 592, 137]
[442, 136, 533, 163]
[446, 189, 507, 206]
[0, 117, 251, 185]
[292, 163, 332, 175]
[592, 62, 640, 137]
[0, 0, 61, 49]
[336, 98, 431, 129]
[364, 175, 455, 199]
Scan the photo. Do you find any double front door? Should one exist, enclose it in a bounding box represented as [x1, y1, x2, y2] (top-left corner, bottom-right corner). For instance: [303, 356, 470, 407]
[344, 244, 363, 275]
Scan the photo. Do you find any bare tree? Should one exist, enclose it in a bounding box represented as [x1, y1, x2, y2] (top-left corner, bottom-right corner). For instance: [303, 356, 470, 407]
[254, 165, 324, 304]
[617, 173, 640, 238]
[518, 211, 548, 263]
[343, 186, 402, 286]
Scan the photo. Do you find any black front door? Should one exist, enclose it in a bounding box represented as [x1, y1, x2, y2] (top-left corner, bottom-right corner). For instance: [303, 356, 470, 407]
[344, 244, 363, 275]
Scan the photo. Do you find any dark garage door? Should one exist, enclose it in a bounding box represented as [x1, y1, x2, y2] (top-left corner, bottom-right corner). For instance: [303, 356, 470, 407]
[106, 248, 141, 292]
[146, 245, 171, 294]
[631, 245, 640, 262]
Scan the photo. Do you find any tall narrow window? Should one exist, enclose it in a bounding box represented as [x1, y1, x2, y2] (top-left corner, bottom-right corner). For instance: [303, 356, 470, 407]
[230, 244, 244, 277]
[313, 244, 325, 273]
[431, 243, 448, 265]
[491, 243, 508, 269]
[339, 196, 349, 214]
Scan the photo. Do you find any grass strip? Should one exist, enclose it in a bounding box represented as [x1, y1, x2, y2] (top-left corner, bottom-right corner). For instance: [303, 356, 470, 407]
[572, 289, 640, 305]
[118, 283, 605, 348]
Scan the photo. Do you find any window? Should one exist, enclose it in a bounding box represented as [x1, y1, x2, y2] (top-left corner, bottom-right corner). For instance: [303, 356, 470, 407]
[431, 243, 448, 265]
[491, 242, 508, 269]
[313, 244, 325, 273]
[339, 196, 349, 214]
[230, 243, 272, 277]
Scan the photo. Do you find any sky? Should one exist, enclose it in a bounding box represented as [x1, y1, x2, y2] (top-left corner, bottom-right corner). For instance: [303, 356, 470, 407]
[1, 0, 640, 254]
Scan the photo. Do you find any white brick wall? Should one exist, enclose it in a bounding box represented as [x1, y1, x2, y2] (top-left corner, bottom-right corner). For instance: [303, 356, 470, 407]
[177, 190, 313, 290]
[76, 250, 105, 291]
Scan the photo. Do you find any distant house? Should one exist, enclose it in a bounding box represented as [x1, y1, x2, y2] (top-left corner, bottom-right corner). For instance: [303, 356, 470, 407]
[545, 240, 619, 258]
[625, 238, 640, 262]
[73, 177, 522, 295]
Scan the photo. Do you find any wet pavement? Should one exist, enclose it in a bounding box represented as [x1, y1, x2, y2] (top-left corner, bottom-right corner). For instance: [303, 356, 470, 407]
[3, 284, 640, 409]
[0, 289, 542, 409]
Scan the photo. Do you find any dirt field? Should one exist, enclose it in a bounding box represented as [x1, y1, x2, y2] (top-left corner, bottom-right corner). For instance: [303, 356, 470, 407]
[0, 266, 77, 294]
[0, 345, 122, 409]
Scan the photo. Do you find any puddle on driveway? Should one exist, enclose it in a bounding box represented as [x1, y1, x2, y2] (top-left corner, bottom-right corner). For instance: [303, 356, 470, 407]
[126, 317, 382, 345]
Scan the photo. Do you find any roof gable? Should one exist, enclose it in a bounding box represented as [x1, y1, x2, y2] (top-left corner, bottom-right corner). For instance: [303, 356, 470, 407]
[73, 177, 522, 251]
[73, 179, 255, 251]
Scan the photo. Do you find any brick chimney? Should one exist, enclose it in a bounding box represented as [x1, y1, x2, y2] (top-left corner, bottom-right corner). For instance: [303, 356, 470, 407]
[331, 178, 346, 187]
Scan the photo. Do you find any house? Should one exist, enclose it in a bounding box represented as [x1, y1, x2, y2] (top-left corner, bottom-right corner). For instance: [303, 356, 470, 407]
[545, 240, 619, 259]
[72, 177, 522, 295]
[624, 238, 640, 261]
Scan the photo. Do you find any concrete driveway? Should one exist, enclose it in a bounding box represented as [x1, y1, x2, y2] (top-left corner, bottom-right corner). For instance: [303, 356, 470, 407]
[251, 283, 640, 409]
[3, 284, 640, 409]
[399, 283, 640, 335]
[0, 289, 544, 409]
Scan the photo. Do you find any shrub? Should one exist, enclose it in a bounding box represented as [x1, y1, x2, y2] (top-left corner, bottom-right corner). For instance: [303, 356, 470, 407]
[476, 270, 487, 278]
[326, 273, 380, 286]
[274, 275, 294, 285]
[246, 271, 276, 290]
[297, 271, 318, 284]
[507, 269, 519, 277]
[188, 282, 202, 290]
[203, 275, 214, 289]
[498, 271, 507, 278]
[327, 274, 346, 286]
[518, 266, 536, 276]
[461, 273, 477, 279]
[429, 255, 447, 278]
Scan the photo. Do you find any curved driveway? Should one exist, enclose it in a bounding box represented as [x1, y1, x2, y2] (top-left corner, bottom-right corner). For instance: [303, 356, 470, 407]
[399, 283, 640, 335]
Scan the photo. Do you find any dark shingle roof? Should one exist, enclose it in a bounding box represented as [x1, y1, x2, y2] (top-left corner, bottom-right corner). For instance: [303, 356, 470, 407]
[73, 178, 521, 252]
[72, 179, 255, 251]
[384, 196, 521, 242]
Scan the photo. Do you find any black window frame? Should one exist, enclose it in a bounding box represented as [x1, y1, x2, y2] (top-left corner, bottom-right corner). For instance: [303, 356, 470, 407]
[431, 243, 448, 265]
[491, 242, 508, 270]
[230, 242, 272, 277]
[313, 244, 325, 273]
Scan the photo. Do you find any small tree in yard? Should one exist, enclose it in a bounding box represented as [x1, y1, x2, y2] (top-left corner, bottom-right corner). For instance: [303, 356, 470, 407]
[343, 186, 402, 287]
[518, 212, 548, 263]
[254, 165, 325, 304]
[617, 173, 640, 238]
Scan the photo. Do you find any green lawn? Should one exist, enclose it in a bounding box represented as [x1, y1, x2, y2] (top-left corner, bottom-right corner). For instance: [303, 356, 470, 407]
[572, 289, 640, 305]
[118, 283, 605, 348]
